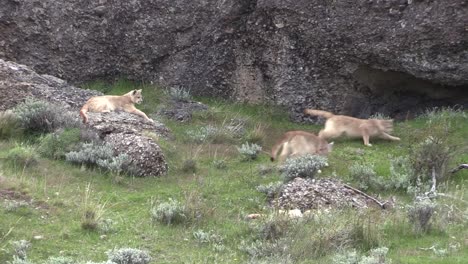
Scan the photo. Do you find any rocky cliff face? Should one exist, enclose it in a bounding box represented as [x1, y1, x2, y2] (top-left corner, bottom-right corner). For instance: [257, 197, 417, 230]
[1, 0, 467, 120]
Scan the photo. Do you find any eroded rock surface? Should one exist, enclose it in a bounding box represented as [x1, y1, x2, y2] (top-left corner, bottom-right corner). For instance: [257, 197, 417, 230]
[1, 1, 466, 120]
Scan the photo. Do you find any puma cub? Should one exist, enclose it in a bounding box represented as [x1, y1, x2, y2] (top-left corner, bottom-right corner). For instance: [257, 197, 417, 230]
[304, 109, 400, 146]
[80, 89, 153, 124]
[270, 130, 333, 163]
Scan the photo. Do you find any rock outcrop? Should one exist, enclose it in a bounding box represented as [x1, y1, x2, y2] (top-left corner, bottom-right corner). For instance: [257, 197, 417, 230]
[1, 0, 467, 120]
[0, 59, 169, 177]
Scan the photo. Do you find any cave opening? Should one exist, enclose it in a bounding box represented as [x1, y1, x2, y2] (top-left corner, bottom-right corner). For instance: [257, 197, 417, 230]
[351, 65, 468, 120]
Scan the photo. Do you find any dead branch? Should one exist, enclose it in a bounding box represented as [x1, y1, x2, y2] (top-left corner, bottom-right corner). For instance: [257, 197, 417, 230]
[451, 164, 468, 174]
[343, 184, 387, 209]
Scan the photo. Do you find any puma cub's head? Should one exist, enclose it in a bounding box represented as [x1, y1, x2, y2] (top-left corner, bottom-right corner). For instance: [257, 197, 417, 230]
[318, 141, 334, 155]
[130, 89, 144, 104]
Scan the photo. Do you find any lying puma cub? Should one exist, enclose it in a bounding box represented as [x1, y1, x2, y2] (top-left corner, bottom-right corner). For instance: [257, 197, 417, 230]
[304, 109, 400, 146]
[80, 89, 153, 124]
[270, 130, 333, 163]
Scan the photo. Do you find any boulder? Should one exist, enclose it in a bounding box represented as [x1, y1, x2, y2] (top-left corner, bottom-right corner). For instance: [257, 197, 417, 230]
[104, 133, 168, 177]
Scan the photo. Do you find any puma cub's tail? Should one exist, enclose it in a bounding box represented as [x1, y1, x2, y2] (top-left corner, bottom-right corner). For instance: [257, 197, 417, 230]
[80, 104, 89, 124]
[304, 109, 335, 119]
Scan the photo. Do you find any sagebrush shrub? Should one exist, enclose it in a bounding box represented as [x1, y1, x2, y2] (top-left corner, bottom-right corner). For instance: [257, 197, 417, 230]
[65, 142, 128, 174]
[8, 256, 33, 264]
[96, 154, 129, 174]
[166, 86, 191, 101]
[151, 198, 187, 225]
[409, 136, 451, 189]
[348, 163, 377, 190]
[280, 154, 328, 182]
[212, 159, 227, 170]
[253, 214, 292, 241]
[38, 128, 81, 159]
[13, 98, 79, 134]
[332, 247, 391, 264]
[0, 110, 22, 139]
[192, 229, 223, 245]
[388, 156, 412, 190]
[6, 144, 39, 168]
[4, 200, 29, 212]
[185, 125, 219, 143]
[11, 240, 31, 260]
[107, 248, 151, 264]
[256, 181, 283, 198]
[407, 197, 436, 234]
[43, 256, 75, 264]
[237, 142, 262, 161]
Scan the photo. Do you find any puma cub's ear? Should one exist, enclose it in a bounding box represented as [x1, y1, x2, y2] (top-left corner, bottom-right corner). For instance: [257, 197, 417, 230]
[132, 90, 137, 95]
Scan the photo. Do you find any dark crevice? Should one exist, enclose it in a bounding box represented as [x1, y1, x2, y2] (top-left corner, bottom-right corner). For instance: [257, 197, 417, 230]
[350, 65, 468, 120]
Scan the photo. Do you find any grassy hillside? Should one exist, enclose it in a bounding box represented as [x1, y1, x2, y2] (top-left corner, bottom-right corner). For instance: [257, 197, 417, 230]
[0, 80, 467, 264]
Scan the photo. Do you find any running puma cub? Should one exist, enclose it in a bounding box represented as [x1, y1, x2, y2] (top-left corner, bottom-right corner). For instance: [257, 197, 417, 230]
[270, 130, 333, 163]
[304, 109, 400, 146]
[80, 89, 153, 124]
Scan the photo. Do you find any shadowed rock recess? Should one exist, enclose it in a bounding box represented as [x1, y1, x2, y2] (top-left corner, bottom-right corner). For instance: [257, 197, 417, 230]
[1, 0, 467, 120]
[0, 59, 169, 177]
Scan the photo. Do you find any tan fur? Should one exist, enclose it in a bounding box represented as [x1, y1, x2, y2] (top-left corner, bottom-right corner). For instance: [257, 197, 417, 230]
[304, 109, 400, 146]
[80, 89, 153, 124]
[270, 130, 333, 163]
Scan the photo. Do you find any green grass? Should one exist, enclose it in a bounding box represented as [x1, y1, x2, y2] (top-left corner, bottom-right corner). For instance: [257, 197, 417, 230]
[0, 80, 467, 263]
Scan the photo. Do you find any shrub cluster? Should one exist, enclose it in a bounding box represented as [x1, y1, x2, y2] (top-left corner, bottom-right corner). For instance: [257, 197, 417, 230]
[6, 143, 39, 168]
[349, 158, 412, 191]
[192, 229, 223, 245]
[38, 128, 81, 159]
[13, 98, 79, 134]
[166, 87, 191, 101]
[332, 247, 391, 264]
[280, 154, 328, 182]
[256, 181, 283, 199]
[107, 248, 151, 264]
[150, 198, 188, 225]
[237, 142, 262, 161]
[407, 197, 437, 234]
[65, 142, 128, 174]
[0, 110, 21, 139]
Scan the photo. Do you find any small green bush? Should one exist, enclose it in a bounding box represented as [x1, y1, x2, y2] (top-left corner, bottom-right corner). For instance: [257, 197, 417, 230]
[151, 198, 188, 225]
[107, 248, 151, 264]
[237, 142, 262, 161]
[13, 98, 79, 134]
[280, 154, 328, 182]
[0, 110, 22, 139]
[38, 128, 81, 159]
[6, 144, 39, 168]
[181, 159, 197, 173]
